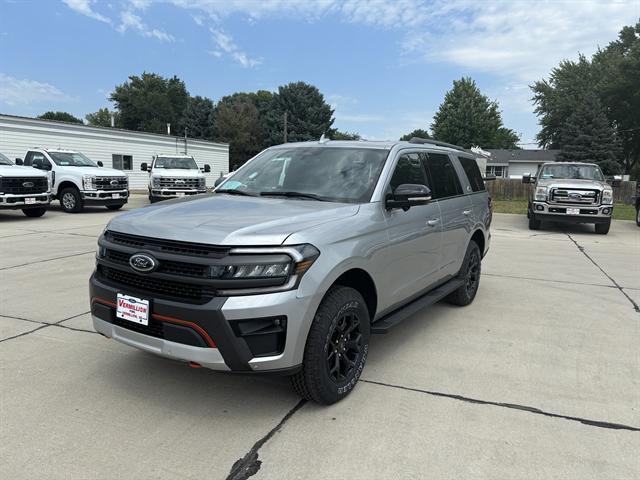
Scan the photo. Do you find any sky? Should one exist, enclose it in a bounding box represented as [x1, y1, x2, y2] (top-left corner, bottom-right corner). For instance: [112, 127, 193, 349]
[1, 0, 638, 148]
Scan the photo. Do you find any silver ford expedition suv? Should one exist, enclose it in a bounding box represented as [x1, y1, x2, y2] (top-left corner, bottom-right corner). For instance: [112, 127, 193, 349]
[90, 139, 491, 404]
[524, 162, 613, 234]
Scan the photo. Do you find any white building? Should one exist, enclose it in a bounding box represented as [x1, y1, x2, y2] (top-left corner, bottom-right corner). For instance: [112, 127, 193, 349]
[0, 114, 229, 190]
[485, 149, 560, 178]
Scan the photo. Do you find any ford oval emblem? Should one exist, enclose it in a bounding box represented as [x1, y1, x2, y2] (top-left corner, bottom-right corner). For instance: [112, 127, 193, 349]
[110, 179, 119, 186]
[22, 181, 35, 188]
[129, 253, 158, 273]
[568, 192, 582, 199]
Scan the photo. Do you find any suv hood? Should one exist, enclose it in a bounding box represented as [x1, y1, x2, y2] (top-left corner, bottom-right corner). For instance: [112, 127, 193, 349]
[151, 168, 203, 178]
[107, 194, 360, 245]
[0, 165, 48, 178]
[537, 178, 609, 190]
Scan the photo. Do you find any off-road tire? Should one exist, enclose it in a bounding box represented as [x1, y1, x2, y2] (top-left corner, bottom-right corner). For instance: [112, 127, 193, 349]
[60, 187, 83, 213]
[595, 220, 611, 235]
[290, 286, 370, 405]
[106, 204, 124, 211]
[22, 207, 47, 218]
[446, 240, 482, 306]
[528, 211, 541, 230]
[635, 206, 639, 227]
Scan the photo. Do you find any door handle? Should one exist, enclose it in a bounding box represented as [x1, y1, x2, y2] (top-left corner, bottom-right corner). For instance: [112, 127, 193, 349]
[426, 218, 440, 227]
[463, 209, 472, 216]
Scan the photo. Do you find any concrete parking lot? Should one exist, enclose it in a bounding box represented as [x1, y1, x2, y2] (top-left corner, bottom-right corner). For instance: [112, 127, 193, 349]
[1, 196, 639, 479]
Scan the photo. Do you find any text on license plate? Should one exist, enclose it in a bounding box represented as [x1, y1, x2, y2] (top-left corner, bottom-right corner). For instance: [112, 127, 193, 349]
[112, 193, 121, 199]
[116, 293, 150, 326]
[567, 207, 580, 215]
[25, 197, 36, 205]
[176, 192, 186, 197]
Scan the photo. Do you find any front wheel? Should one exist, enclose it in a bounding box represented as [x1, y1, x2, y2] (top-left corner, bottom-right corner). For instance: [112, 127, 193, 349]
[595, 220, 611, 235]
[636, 206, 639, 227]
[22, 207, 47, 218]
[290, 286, 370, 405]
[60, 187, 83, 213]
[446, 240, 482, 306]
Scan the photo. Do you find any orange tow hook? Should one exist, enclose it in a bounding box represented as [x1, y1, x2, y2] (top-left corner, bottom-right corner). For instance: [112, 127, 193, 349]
[189, 362, 202, 369]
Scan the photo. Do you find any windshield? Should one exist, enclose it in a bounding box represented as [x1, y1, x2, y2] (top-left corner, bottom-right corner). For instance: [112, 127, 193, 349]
[217, 147, 389, 203]
[0, 153, 12, 165]
[539, 164, 604, 181]
[154, 157, 198, 169]
[48, 151, 97, 167]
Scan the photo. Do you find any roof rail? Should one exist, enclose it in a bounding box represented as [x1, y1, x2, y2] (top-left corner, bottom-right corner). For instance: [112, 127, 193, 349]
[408, 137, 471, 154]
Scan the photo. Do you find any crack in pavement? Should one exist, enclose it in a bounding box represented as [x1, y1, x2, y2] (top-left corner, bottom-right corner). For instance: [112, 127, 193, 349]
[0, 251, 95, 271]
[484, 272, 619, 289]
[226, 399, 307, 480]
[0, 311, 93, 343]
[566, 233, 640, 313]
[361, 379, 640, 432]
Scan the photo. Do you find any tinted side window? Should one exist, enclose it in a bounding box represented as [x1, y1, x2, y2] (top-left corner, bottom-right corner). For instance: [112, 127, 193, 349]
[458, 156, 485, 192]
[425, 153, 462, 199]
[389, 153, 429, 192]
[24, 151, 34, 166]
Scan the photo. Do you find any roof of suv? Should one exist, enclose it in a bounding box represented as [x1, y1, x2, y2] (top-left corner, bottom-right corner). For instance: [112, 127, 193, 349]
[270, 139, 469, 155]
[541, 161, 599, 167]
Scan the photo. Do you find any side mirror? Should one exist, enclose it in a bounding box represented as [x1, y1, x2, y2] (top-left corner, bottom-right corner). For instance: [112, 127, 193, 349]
[214, 176, 225, 187]
[386, 184, 431, 211]
[97, 161, 104, 167]
[15, 158, 23, 165]
[522, 174, 531, 184]
[140, 162, 148, 172]
[43, 163, 52, 171]
[483, 174, 496, 182]
[203, 164, 211, 173]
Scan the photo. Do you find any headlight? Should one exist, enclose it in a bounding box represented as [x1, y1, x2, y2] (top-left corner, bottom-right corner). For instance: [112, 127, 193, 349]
[152, 176, 161, 188]
[199, 178, 206, 188]
[535, 186, 548, 201]
[96, 243, 105, 259]
[83, 175, 96, 190]
[601, 189, 613, 205]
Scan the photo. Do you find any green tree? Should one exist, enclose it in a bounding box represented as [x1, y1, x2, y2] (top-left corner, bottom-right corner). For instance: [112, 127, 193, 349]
[400, 129, 430, 141]
[38, 111, 83, 124]
[431, 77, 519, 149]
[110, 72, 189, 135]
[85, 108, 119, 127]
[212, 94, 262, 169]
[264, 82, 334, 144]
[182, 96, 215, 140]
[557, 91, 621, 174]
[329, 129, 361, 140]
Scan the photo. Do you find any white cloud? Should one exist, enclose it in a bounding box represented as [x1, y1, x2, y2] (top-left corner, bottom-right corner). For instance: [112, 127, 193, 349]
[0, 73, 70, 106]
[210, 28, 261, 67]
[62, 0, 111, 23]
[118, 9, 174, 42]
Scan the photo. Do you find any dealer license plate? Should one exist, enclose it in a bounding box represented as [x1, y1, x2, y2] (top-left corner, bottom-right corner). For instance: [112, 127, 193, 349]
[111, 193, 121, 199]
[25, 197, 36, 205]
[567, 207, 580, 215]
[116, 293, 150, 326]
[176, 192, 186, 197]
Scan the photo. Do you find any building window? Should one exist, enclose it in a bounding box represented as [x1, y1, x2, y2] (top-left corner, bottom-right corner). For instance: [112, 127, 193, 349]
[488, 165, 506, 177]
[112, 154, 133, 170]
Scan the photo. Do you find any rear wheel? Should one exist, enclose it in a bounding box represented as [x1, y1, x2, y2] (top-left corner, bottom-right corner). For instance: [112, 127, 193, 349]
[22, 207, 47, 218]
[290, 286, 370, 405]
[636, 206, 639, 227]
[446, 240, 482, 306]
[528, 211, 541, 230]
[595, 220, 611, 235]
[60, 187, 83, 213]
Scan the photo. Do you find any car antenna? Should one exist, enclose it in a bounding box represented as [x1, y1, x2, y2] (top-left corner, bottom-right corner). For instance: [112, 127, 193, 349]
[318, 133, 330, 144]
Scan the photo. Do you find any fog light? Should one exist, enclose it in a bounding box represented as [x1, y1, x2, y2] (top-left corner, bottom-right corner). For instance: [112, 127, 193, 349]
[536, 204, 544, 211]
[602, 208, 611, 215]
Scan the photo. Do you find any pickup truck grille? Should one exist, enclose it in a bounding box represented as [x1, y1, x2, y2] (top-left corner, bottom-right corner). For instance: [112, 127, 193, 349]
[549, 188, 599, 205]
[159, 177, 203, 189]
[95, 176, 128, 190]
[0, 176, 48, 194]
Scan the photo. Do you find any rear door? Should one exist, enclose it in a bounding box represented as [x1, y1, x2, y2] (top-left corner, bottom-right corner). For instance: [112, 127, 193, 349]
[380, 152, 443, 307]
[424, 152, 472, 277]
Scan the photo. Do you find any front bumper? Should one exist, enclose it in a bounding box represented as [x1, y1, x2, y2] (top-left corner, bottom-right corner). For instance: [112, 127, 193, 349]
[150, 189, 207, 199]
[532, 201, 613, 224]
[0, 193, 50, 209]
[81, 189, 129, 205]
[90, 270, 312, 373]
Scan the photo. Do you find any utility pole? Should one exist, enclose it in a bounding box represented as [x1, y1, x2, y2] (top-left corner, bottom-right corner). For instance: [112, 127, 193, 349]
[184, 128, 188, 154]
[283, 111, 288, 143]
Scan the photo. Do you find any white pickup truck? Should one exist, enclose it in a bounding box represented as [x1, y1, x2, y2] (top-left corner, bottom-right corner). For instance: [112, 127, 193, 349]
[0, 152, 50, 217]
[141, 155, 210, 203]
[18, 148, 129, 213]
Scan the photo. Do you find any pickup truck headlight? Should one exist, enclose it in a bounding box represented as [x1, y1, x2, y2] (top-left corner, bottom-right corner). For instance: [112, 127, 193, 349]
[198, 178, 206, 189]
[152, 176, 161, 188]
[601, 189, 613, 205]
[535, 186, 548, 201]
[82, 175, 96, 190]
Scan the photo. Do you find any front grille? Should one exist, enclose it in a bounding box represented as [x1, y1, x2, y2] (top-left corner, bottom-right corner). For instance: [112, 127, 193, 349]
[550, 188, 599, 205]
[105, 248, 208, 278]
[0, 177, 48, 194]
[114, 317, 164, 339]
[105, 231, 228, 258]
[95, 176, 128, 191]
[159, 177, 203, 189]
[99, 265, 215, 301]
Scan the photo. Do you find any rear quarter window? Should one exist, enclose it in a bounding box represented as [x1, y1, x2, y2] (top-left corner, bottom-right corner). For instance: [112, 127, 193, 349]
[458, 156, 486, 192]
[425, 153, 463, 199]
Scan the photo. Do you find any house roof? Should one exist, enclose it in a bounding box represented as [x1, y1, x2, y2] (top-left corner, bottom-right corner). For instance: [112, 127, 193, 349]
[486, 149, 560, 164]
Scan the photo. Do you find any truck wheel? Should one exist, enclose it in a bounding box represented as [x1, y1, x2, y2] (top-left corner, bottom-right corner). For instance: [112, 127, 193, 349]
[446, 240, 481, 306]
[290, 286, 370, 405]
[106, 204, 124, 211]
[528, 211, 541, 230]
[22, 207, 47, 218]
[636, 207, 640, 227]
[60, 187, 83, 213]
[595, 220, 611, 235]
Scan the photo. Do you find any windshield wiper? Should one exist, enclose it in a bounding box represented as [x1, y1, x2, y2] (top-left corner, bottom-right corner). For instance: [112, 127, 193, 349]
[217, 189, 257, 197]
[260, 191, 328, 201]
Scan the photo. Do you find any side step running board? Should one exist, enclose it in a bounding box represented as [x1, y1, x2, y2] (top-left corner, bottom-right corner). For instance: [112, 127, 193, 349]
[371, 277, 465, 334]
